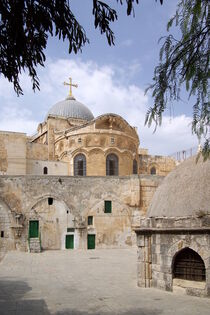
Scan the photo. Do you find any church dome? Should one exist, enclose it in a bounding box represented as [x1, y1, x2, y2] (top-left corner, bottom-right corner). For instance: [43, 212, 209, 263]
[147, 156, 210, 218]
[46, 96, 94, 121]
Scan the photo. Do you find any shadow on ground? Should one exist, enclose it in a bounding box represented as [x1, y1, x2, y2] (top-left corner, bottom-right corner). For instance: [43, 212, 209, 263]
[55, 310, 162, 315]
[0, 279, 49, 315]
[0, 279, 162, 315]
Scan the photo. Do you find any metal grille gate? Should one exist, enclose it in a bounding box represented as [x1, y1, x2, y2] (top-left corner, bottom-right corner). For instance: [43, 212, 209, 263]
[173, 248, 206, 281]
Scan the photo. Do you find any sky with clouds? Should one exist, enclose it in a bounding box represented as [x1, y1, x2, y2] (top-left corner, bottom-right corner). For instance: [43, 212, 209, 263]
[0, 0, 199, 156]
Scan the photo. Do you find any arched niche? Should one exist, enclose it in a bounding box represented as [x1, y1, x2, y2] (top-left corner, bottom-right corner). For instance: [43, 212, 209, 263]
[29, 197, 75, 250]
[172, 247, 206, 282]
[150, 166, 156, 175]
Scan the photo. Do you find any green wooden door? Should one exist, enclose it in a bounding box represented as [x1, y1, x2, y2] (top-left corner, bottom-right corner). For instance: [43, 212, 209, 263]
[87, 234, 95, 250]
[29, 220, 39, 238]
[66, 235, 74, 249]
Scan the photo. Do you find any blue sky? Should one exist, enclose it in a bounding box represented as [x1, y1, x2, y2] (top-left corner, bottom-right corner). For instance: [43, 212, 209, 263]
[0, 0, 198, 155]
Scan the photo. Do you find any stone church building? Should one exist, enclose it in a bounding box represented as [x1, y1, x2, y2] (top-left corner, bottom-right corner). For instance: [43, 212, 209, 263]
[0, 79, 209, 297]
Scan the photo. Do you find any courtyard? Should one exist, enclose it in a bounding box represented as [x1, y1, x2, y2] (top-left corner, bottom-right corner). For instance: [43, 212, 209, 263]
[0, 248, 210, 315]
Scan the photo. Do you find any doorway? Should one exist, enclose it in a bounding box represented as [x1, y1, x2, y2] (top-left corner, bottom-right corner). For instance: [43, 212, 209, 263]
[66, 235, 74, 249]
[87, 234, 95, 250]
[29, 220, 39, 238]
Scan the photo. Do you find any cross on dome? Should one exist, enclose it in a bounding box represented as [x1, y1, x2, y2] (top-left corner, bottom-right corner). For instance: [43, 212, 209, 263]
[63, 77, 78, 98]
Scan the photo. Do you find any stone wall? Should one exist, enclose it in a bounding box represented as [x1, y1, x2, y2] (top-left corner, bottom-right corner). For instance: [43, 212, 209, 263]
[139, 154, 176, 176]
[0, 175, 144, 253]
[0, 131, 26, 175]
[26, 142, 48, 160]
[139, 176, 163, 214]
[0, 174, 164, 255]
[26, 159, 68, 175]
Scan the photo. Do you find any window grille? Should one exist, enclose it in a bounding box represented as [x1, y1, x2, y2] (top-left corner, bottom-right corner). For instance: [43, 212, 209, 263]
[67, 228, 75, 232]
[106, 154, 118, 176]
[88, 216, 93, 225]
[74, 154, 86, 176]
[173, 248, 206, 281]
[104, 201, 112, 213]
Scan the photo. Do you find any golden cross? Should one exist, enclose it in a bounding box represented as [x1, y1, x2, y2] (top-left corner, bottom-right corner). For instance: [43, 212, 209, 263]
[63, 77, 78, 97]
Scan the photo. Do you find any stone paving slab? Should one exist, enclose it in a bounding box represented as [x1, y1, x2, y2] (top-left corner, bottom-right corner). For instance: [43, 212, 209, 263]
[0, 249, 210, 315]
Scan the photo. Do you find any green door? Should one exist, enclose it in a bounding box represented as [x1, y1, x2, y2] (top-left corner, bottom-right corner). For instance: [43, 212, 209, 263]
[66, 235, 74, 249]
[87, 234, 95, 250]
[29, 220, 39, 238]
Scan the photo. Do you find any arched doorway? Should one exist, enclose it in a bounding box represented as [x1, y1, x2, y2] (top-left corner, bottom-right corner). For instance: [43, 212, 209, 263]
[29, 198, 76, 250]
[173, 247, 206, 281]
[106, 153, 118, 175]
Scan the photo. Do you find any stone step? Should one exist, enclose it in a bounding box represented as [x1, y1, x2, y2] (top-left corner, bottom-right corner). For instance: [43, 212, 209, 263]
[29, 237, 41, 253]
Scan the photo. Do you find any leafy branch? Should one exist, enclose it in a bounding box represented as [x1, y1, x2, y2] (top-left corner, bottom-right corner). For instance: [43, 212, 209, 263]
[145, 0, 210, 160]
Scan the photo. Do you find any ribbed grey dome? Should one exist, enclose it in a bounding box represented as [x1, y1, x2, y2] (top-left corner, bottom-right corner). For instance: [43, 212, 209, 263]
[147, 156, 210, 218]
[46, 96, 94, 121]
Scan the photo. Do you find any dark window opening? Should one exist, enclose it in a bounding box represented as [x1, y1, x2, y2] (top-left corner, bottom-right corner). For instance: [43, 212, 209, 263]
[150, 167, 156, 175]
[173, 248, 206, 282]
[106, 154, 118, 176]
[48, 197, 53, 205]
[43, 167, 48, 175]
[104, 200, 112, 213]
[1, 231, 4, 238]
[67, 210, 69, 214]
[88, 216, 93, 225]
[133, 159, 138, 174]
[67, 228, 75, 232]
[74, 154, 86, 176]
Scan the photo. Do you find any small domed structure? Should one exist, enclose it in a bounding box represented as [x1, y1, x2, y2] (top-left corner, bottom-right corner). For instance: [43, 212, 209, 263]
[46, 96, 94, 121]
[135, 156, 210, 298]
[147, 156, 210, 218]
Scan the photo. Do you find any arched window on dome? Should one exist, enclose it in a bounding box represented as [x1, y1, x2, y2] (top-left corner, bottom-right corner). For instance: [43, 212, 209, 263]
[43, 167, 48, 175]
[133, 159, 138, 174]
[74, 154, 86, 176]
[150, 167, 156, 175]
[173, 248, 206, 282]
[106, 154, 118, 176]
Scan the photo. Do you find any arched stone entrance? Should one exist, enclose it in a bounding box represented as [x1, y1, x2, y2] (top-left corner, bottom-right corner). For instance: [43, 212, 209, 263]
[0, 199, 14, 259]
[29, 197, 76, 250]
[172, 247, 206, 282]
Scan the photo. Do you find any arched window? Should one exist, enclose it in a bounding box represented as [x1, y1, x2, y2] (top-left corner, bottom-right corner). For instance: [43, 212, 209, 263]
[133, 159, 138, 174]
[173, 248, 206, 281]
[74, 154, 86, 176]
[150, 167, 156, 175]
[106, 154, 118, 176]
[43, 167, 48, 175]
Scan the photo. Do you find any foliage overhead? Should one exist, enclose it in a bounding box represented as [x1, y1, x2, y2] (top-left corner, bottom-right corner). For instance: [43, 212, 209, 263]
[0, 0, 163, 96]
[0, 0, 209, 159]
[145, 0, 209, 160]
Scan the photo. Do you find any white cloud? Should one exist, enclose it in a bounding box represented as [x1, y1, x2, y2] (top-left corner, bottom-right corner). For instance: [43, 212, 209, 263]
[0, 58, 198, 155]
[120, 39, 133, 47]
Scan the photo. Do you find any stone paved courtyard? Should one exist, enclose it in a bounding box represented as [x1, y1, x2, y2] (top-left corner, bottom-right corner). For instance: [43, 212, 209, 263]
[0, 249, 210, 315]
